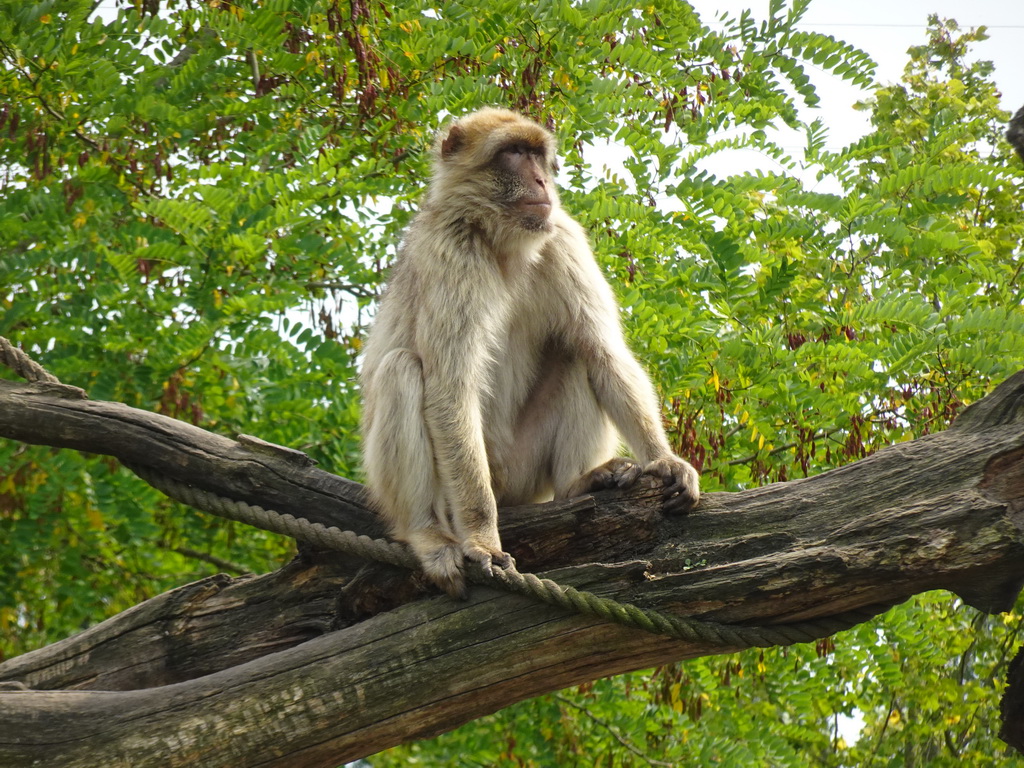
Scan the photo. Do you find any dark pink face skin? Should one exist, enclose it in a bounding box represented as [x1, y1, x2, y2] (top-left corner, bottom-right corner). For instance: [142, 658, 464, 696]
[494, 143, 552, 228]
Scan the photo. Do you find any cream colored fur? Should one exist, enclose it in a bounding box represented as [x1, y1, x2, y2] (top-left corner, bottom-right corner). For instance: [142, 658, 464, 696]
[360, 109, 699, 597]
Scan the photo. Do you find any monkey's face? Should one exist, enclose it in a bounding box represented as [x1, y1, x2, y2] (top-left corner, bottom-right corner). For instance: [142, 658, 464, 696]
[492, 143, 553, 232]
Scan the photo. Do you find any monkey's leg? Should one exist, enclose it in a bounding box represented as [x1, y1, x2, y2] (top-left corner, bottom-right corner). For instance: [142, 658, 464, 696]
[555, 355, 700, 512]
[364, 349, 468, 598]
[541, 364, 651, 500]
[503, 361, 628, 501]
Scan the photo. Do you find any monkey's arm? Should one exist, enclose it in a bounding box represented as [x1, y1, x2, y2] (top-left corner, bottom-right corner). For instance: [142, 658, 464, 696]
[586, 332, 701, 513]
[414, 255, 508, 563]
[587, 336, 676, 464]
[564, 241, 700, 512]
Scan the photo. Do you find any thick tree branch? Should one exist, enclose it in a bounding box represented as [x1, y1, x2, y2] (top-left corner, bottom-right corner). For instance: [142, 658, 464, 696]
[0, 379, 381, 535]
[0, 370, 1022, 766]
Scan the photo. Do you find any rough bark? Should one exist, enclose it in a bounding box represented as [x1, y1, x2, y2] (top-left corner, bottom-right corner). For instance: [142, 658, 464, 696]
[0, 370, 1022, 767]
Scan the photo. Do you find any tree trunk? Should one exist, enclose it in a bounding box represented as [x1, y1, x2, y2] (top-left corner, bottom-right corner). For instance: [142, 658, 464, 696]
[0, 370, 1023, 767]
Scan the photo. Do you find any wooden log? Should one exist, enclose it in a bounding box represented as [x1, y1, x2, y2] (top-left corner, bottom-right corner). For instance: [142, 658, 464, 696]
[0, 371, 1022, 767]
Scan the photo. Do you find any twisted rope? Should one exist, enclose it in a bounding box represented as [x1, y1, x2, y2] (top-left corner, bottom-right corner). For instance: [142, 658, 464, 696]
[0, 337, 58, 383]
[129, 464, 894, 649]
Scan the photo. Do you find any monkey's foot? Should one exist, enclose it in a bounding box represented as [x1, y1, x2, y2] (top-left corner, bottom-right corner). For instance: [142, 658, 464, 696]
[405, 531, 470, 599]
[423, 543, 469, 600]
[644, 456, 700, 515]
[563, 456, 643, 498]
[462, 539, 515, 578]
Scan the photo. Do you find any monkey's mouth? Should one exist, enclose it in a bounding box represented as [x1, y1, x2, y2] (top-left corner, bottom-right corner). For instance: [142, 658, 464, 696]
[518, 201, 552, 217]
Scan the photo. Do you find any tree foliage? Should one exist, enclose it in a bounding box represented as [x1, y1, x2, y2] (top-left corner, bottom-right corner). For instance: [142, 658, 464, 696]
[1, 1, 1022, 764]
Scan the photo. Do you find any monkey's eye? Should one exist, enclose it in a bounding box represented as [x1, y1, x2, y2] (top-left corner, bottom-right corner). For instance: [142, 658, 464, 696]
[507, 143, 541, 158]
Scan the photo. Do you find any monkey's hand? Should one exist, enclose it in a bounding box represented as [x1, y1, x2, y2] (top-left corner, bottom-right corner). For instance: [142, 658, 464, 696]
[415, 540, 513, 601]
[462, 533, 515, 580]
[414, 528, 513, 600]
[644, 456, 700, 515]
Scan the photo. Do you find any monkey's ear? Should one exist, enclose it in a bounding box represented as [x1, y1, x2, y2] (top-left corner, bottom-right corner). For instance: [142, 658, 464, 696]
[440, 124, 465, 159]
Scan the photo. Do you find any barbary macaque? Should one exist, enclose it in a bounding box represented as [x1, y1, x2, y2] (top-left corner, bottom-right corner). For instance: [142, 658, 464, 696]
[1008, 105, 1024, 162]
[360, 108, 699, 597]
